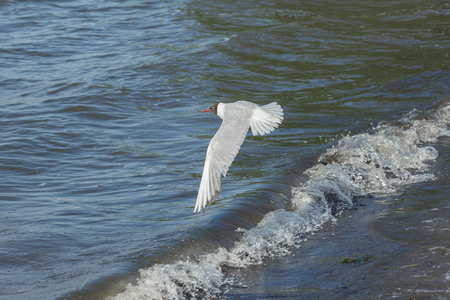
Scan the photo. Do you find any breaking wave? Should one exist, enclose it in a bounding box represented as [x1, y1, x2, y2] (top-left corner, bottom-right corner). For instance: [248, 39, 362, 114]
[112, 102, 449, 300]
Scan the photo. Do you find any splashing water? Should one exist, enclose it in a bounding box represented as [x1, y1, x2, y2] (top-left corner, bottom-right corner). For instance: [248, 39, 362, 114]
[112, 102, 449, 300]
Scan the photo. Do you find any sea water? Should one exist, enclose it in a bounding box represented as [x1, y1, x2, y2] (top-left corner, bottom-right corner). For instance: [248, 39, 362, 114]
[0, 0, 449, 299]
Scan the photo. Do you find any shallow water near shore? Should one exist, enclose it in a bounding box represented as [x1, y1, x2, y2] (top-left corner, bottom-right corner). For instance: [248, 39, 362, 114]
[225, 150, 450, 299]
[0, 0, 449, 299]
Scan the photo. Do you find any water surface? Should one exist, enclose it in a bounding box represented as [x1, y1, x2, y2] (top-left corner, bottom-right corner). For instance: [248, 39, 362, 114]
[0, 0, 449, 299]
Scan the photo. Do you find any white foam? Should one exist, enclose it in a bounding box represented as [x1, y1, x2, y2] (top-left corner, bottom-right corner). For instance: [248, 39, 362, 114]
[112, 103, 450, 300]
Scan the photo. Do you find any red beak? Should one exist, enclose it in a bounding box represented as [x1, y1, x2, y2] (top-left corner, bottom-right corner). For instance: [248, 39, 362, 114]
[201, 109, 209, 113]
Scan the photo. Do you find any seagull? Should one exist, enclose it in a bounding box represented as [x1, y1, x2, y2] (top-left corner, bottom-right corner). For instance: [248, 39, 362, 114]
[194, 101, 284, 213]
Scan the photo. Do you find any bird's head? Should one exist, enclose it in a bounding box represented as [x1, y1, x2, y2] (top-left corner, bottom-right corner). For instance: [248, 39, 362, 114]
[201, 103, 219, 115]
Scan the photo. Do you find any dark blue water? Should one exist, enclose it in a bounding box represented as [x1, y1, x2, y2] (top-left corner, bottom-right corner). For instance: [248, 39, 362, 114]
[1, 1, 449, 299]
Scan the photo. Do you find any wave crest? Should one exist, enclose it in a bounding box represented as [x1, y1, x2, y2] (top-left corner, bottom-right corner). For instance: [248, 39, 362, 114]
[112, 102, 449, 300]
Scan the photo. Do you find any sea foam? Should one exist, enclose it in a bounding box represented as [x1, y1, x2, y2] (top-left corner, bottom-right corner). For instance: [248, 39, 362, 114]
[112, 102, 449, 300]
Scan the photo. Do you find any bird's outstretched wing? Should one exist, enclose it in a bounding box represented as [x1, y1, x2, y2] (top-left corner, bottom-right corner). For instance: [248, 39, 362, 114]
[194, 114, 250, 213]
[250, 102, 284, 136]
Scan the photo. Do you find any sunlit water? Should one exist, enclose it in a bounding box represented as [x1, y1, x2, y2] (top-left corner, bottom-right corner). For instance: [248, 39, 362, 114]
[0, 1, 449, 299]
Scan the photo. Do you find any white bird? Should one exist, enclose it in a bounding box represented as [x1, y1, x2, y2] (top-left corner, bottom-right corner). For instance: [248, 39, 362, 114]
[194, 101, 284, 213]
